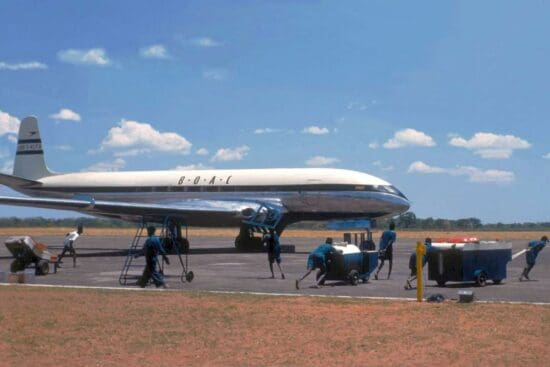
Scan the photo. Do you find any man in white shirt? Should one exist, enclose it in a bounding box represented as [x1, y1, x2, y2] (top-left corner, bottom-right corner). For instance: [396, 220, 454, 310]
[57, 224, 83, 267]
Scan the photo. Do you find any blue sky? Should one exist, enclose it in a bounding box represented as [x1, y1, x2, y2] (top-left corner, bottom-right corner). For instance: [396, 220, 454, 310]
[0, 1, 549, 223]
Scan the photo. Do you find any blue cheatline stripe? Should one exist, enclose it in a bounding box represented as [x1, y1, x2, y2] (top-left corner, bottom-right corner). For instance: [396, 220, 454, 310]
[17, 139, 42, 144]
[16, 150, 44, 155]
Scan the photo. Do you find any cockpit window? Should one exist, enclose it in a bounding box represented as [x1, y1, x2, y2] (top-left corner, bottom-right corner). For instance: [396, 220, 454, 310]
[383, 185, 408, 199]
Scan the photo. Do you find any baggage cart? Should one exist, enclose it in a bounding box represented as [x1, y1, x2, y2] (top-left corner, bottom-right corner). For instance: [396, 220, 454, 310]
[318, 243, 378, 285]
[5, 236, 58, 275]
[427, 239, 512, 287]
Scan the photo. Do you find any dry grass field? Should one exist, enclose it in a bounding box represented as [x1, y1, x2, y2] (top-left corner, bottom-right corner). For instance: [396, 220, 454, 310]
[0, 227, 547, 241]
[0, 286, 548, 366]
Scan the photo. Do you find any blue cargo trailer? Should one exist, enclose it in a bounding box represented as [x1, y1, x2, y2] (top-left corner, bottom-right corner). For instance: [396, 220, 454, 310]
[427, 241, 512, 287]
[318, 244, 378, 285]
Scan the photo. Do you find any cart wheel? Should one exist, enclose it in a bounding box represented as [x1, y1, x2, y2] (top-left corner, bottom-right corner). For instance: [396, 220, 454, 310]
[475, 272, 487, 287]
[349, 270, 359, 286]
[10, 259, 25, 273]
[185, 271, 194, 282]
[315, 270, 325, 285]
[436, 279, 446, 287]
[36, 260, 49, 276]
[493, 279, 502, 285]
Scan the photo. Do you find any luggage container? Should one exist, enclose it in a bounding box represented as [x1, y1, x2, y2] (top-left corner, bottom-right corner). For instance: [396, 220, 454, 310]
[427, 239, 512, 287]
[318, 243, 378, 285]
[5, 236, 58, 275]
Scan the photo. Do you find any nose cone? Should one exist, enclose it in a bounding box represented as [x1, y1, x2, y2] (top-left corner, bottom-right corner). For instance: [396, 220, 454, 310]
[393, 196, 411, 215]
[383, 188, 410, 215]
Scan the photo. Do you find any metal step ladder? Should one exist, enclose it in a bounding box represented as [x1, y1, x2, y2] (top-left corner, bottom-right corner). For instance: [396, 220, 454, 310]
[118, 218, 194, 286]
[118, 224, 148, 286]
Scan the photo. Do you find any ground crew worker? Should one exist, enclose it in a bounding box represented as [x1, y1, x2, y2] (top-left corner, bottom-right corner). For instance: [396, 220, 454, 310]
[295, 237, 333, 289]
[137, 226, 169, 288]
[405, 238, 431, 290]
[519, 236, 548, 281]
[374, 222, 397, 280]
[57, 224, 83, 268]
[263, 229, 285, 279]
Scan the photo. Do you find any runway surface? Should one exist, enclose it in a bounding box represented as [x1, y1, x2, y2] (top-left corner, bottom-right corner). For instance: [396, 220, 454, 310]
[1, 234, 548, 303]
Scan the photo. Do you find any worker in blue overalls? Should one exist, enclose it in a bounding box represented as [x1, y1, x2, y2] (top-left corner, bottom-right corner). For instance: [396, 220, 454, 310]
[263, 229, 285, 279]
[405, 238, 432, 290]
[137, 226, 170, 288]
[519, 236, 548, 281]
[295, 237, 333, 289]
[374, 222, 397, 280]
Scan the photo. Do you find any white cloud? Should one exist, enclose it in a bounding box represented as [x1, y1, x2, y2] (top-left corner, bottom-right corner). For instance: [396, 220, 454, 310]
[449, 132, 531, 159]
[202, 69, 227, 80]
[0, 61, 47, 71]
[140, 44, 169, 59]
[211, 146, 250, 162]
[407, 161, 446, 174]
[305, 156, 340, 167]
[191, 37, 222, 47]
[58, 48, 111, 66]
[0, 110, 20, 139]
[100, 119, 192, 155]
[254, 128, 279, 134]
[85, 158, 126, 172]
[302, 126, 330, 135]
[174, 163, 213, 170]
[368, 142, 379, 149]
[544, 153, 550, 160]
[408, 161, 514, 184]
[383, 128, 436, 149]
[50, 108, 81, 122]
[196, 148, 209, 156]
[372, 161, 394, 171]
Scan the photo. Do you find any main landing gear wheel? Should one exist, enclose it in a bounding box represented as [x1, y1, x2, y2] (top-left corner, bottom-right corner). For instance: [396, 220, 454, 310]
[234, 235, 263, 252]
[185, 271, 194, 283]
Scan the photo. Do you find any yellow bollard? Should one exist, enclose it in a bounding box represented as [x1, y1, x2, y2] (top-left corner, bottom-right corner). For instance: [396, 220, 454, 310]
[416, 241, 426, 302]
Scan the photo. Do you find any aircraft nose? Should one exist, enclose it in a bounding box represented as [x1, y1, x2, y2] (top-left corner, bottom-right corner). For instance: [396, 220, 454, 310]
[391, 196, 410, 214]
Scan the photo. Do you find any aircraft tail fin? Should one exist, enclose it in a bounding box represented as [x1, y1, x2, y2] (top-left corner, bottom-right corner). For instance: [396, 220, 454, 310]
[13, 116, 54, 180]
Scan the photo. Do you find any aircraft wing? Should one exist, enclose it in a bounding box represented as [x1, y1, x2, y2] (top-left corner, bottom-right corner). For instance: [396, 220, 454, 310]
[0, 195, 282, 226]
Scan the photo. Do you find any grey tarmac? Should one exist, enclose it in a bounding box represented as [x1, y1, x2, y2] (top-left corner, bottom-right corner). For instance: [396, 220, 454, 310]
[1, 234, 548, 303]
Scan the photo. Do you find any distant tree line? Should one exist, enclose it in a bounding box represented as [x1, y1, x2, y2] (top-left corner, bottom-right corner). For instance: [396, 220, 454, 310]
[376, 212, 550, 231]
[0, 213, 548, 231]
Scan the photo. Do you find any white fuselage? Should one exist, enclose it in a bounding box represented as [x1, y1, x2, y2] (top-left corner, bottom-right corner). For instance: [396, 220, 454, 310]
[19, 168, 410, 224]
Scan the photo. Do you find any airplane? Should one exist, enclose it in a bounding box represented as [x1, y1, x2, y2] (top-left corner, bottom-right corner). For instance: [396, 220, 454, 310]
[0, 116, 410, 250]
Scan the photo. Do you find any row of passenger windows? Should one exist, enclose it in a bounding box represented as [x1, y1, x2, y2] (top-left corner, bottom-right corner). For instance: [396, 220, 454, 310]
[40, 184, 407, 198]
